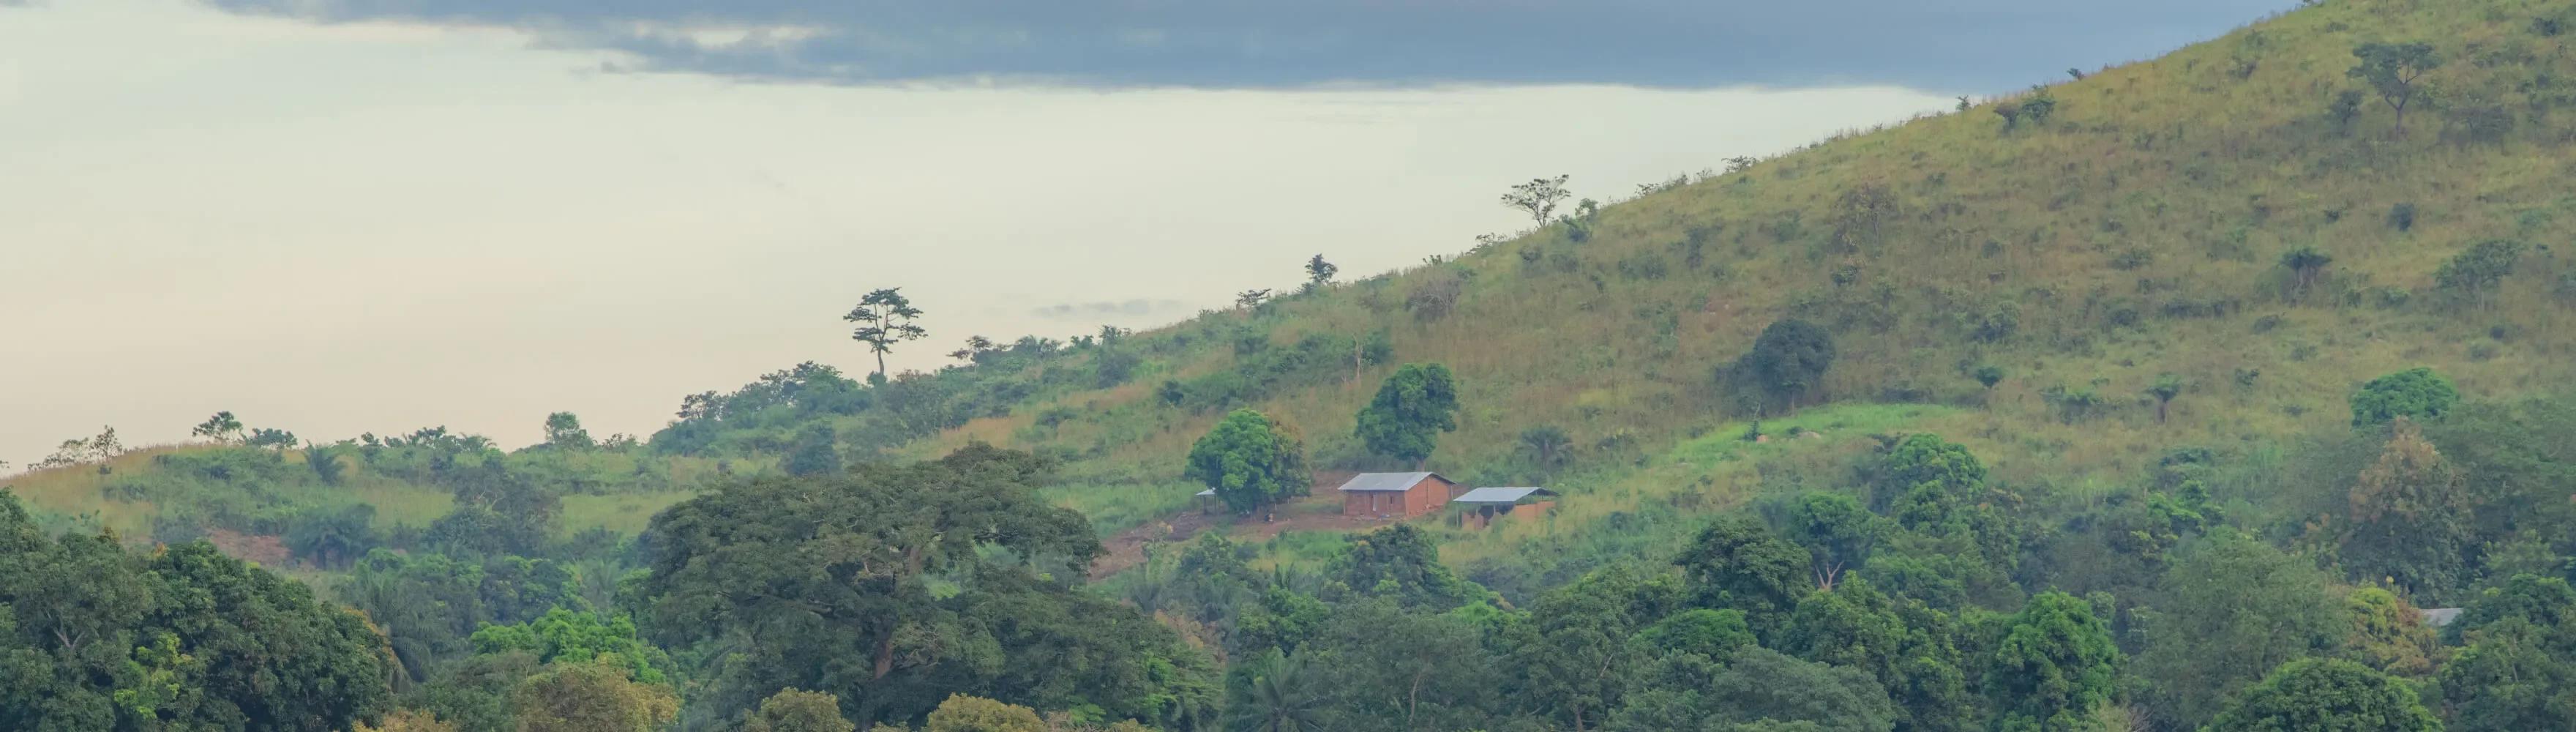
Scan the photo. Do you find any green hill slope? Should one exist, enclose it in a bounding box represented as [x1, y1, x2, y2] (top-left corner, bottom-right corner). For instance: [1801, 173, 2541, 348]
[16, 0, 2576, 584]
[892, 0, 2576, 573]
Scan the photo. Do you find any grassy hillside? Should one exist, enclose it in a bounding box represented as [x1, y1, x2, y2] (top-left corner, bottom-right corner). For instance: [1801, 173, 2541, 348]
[916, 0, 2576, 575]
[15, 0, 2576, 582]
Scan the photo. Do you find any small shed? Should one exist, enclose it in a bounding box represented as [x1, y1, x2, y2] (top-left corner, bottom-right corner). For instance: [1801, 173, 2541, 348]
[1194, 488, 1218, 514]
[1452, 487, 1559, 529]
[1336, 471, 1462, 519]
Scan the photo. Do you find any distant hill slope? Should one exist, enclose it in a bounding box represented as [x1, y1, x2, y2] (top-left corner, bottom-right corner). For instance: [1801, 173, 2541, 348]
[18, 0, 2576, 579]
[904, 0, 2576, 562]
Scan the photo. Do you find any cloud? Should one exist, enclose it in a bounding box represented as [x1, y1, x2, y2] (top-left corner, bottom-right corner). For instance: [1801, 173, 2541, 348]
[1031, 299, 1197, 321]
[195, 0, 2298, 92]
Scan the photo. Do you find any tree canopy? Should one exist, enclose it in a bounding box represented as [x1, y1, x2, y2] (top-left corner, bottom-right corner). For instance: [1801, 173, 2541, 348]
[1353, 363, 1461, 467]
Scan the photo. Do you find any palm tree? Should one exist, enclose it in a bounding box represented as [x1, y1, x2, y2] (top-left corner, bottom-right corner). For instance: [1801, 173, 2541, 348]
[1227, 649, 1330, 732]
[1518, 425, 1573, 478]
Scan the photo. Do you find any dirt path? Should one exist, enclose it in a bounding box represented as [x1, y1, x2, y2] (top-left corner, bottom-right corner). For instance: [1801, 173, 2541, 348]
[1087, 488, 1400, 580]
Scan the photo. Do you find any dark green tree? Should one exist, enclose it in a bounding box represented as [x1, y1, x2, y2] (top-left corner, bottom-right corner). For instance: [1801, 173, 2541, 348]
[2207, 658, 2439, 732]
[1303, 255, 1338, 291]
[1226, 649, 1330, 732]
[0, 493, 394, 732]
[642, 445, 1212, 725]
[1608, 647, 1898, 732]
[1674, 515, 1811, 632]
[1735, 319, 1835, 411]
[1984, 592, 2120, 731]
[540, 412, 594, 450]
[1778, 579, 1975, 732]
[1328, 524, 1478, 610]
[2133, 534, 2345, 730]
[2440, 616, 2576, 731]
[1184, 409, 1311, 515]
[784, 423, 843, 477]
[190, 411, 244, 444]
[1502, 174, 1573, 226]
[845, 287, 928, 378]
[1517, 425, 1575, 478]
[2348, 42, 2443, 135]
[2280, 246, 2334, 300]
[2351, 367, 2459, 427]
[1354, 364, 1460, 468]
[1779, 492, 1884, 590]
[2435, 240, 2527, 310]
[2146, 374, 2184, 425]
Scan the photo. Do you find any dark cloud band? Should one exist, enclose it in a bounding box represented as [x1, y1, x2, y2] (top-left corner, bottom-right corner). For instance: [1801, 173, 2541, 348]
[198, 0, 2295, 92]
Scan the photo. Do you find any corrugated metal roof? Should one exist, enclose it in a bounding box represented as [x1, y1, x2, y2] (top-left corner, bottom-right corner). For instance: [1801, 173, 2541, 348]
[1453, 487, 1557, 504]
[2420, 608, 2464, 627]
[1334, 471, 1447, 492]
[1196, 488, 1216, 497]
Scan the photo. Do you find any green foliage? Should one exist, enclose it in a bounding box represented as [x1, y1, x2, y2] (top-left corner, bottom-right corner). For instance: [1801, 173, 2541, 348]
[1777, 492, 1884, 587]
[1637, 609, 1756, 660]
[785, 423, 843, 477]
[0, 493, 392, 732]
[1353, 364, 1461, 466]
[1224, 649, 1329, 732]
[1607, 647, 1898, 732]
[1183, 410, 1310, 514]
[1972, 365, 2004, 391]
[744, 689, 858, 732]
[468, 608, 668, 684]
[2206, 658, 2439, 732]
[845, 287, 929, 378]
[2351, 367, 2459, 427]
[924, 694, 1045, 732]
[642, 445, 1213, 726]
[2435, 240, 2527, 309]
[2440, 616, 2576, 731]
[2133, 533, 2345, 730]
[2348, 42, 2444, 133]
[1675, 515, 1811, 631]
[1328, 524, 1480, 610]
[541, 412, 594, 451]
[1733, 319, 1836, 412]
[1778, 579, 1974, 732]
[509, 660, 678, 732]
[1984, 592, 2120, 731]
[2340, 419, 2476, 600]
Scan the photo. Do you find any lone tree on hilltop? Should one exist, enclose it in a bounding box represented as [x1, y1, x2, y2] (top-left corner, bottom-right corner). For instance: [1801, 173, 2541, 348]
[1355, 363, 1461, 468]
[2348, 42, 2442, 135]
[191, 411, 245, 444]
[1303, 255, 1338, 293]
[1502, 174, 1572, 228]
[843, 287, 926, 379]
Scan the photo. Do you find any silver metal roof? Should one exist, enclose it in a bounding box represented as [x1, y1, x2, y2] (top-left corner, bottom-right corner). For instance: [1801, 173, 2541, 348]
[1452, 487, 1557, 504]
[2420, 608, 2463, 627]
[1334, 471, 1448, 492]
[1195, 488, 1216, 497]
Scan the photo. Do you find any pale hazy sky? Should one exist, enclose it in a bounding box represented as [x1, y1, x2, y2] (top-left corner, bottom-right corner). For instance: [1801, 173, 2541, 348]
[0, 0, 2271, 466]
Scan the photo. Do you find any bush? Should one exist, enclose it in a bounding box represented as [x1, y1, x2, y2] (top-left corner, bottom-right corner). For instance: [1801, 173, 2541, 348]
[2386, 203, 2417, 231]
[2350, 367, 2458, 427]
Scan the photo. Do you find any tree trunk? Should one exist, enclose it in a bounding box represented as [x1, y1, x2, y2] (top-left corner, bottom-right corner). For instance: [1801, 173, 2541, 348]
[874, 349, 888, 379]
[2156, 400, 2169, 424]
[874, 631, 895, 680]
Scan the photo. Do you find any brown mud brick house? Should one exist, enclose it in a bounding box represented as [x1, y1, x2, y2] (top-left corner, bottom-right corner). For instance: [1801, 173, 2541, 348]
[1451, 487, 1559, 529]
[1336, 471, 1461, 519]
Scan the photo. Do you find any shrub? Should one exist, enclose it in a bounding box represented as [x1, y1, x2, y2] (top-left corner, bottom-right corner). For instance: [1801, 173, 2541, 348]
[2350, 367, 2458, 427]
[2386, 203, 2417, 231]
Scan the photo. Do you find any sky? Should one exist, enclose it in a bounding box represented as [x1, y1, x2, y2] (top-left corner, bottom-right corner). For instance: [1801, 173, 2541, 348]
[0, 0, 2287, 467]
